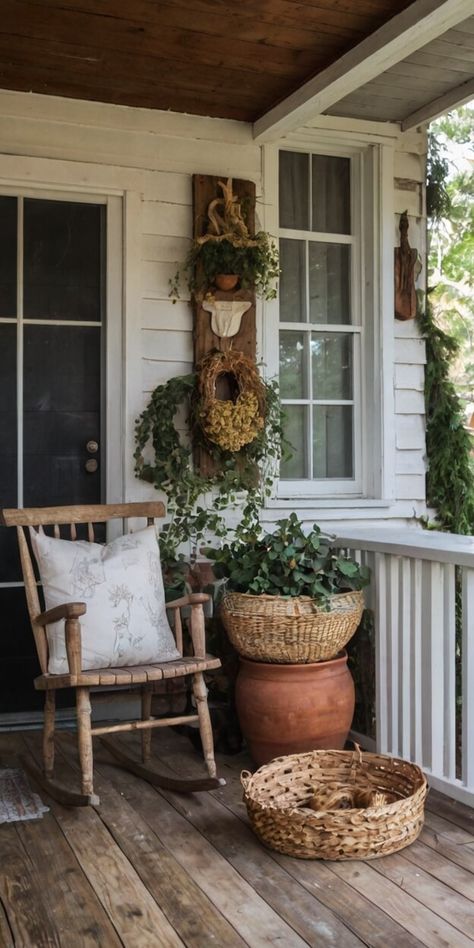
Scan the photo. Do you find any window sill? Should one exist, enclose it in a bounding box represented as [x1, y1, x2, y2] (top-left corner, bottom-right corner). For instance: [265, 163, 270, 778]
[267, 497, 392, 510]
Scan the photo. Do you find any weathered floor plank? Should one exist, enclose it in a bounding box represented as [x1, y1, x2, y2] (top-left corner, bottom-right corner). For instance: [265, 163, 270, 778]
[112, 732, 364, 947]
[28, 734, 247, 948]
[1, 728, 474, 948]
[15, 734, 185, 948]
[146, 729, 474, 948]
[91, 750, 315, 947]
[180, 738, 425, 948]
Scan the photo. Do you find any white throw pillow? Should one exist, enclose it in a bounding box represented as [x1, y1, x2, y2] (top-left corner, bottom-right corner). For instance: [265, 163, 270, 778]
[30, 525, 180, 675]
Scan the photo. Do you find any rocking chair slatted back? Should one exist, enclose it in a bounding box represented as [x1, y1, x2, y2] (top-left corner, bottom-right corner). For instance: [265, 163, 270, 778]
[0, 501, 223, 805]
[1, 502, 167, 674]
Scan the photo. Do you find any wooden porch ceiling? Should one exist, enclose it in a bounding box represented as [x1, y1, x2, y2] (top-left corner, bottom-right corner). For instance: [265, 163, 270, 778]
[0, 0, 415, 123]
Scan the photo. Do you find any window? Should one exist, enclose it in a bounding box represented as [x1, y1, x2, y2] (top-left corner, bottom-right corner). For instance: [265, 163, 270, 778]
[278, 149, 363, 495]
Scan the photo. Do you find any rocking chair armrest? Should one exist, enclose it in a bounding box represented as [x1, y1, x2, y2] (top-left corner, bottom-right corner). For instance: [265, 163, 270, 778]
[165, 593, 211, 610]
[166, 593, 211, 658]
[34, 602, 87, 627]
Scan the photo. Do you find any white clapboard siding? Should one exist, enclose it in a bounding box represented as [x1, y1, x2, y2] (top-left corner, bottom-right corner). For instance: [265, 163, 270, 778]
[0, 113, 261, 178]
[395, 450, 426, 475]
[396, 414, 426, 450]
[394, 150, 426, 182]
[143, 359, 194, 393]
[142, 202, 192, 238]
[395, 318, 424, 340]
[394, 185, 421, 216]
[141, 330, 194, 364]
[394, 337, 427, 365]
[395, 389, 426, 414]
[335, 529, 474, 806]
[142, 261, 183, 299]
[141, 234, 191, 263]
[395, 474, 426, 499]
[142, 299, 192, 333]
[395, 363, 425, 391]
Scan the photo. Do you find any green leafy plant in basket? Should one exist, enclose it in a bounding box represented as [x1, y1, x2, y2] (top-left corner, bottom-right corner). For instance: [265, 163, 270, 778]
[206, 513, 370, 602]
[206, 513, 370, 664]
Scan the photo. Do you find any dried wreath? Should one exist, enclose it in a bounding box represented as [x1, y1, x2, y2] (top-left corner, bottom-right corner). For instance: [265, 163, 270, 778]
[196, 350, 266, 452]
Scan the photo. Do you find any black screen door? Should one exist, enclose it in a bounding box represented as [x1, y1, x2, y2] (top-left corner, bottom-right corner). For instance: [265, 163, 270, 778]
[0, 195, 105, 714]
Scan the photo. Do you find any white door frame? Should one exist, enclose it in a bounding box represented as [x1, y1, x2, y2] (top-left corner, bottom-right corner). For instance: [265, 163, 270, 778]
[0, 183, 124, 728]
[0, 182, 124, 510]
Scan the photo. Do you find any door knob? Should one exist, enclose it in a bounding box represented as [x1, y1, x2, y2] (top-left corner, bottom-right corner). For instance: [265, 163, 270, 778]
[86, 440, 99, 454]
[85, 458, 98, 473]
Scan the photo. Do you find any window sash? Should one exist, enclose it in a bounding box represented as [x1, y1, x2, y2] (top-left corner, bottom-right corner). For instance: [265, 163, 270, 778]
[278, 148, 363, 493]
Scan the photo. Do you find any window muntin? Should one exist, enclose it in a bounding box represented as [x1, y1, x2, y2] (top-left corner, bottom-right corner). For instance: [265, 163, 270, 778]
[278, 149, 361, 489]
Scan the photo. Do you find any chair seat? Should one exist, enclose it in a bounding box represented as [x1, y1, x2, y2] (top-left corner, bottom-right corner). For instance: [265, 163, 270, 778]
[34, 654, 221, 689]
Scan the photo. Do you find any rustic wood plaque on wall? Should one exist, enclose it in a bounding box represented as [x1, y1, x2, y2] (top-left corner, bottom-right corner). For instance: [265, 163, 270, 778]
[192, 174, 257, 365]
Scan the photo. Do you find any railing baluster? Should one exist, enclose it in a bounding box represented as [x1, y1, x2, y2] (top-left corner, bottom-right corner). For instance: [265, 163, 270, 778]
[387, 555, 399, 756]
[400, 557, 411, 761]
[443, 563, 456, 782]
[410, 558, 423, 765]
[374, 552, 388, 754]
[421, 561, 444, 777]
[462, 566, 474, 788]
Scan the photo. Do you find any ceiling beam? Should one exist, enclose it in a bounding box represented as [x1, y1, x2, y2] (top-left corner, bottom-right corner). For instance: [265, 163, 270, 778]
[253, 0, 474, 143]
[401, 77, 474, 130]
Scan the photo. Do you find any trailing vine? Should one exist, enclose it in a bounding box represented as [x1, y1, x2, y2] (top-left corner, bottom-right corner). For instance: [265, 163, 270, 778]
[134, 372, 286, 572]
[418, 298, 474, 535]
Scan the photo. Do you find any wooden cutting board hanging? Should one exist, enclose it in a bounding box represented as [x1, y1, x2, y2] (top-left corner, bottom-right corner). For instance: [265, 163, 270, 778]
[394, 211, 420, 321]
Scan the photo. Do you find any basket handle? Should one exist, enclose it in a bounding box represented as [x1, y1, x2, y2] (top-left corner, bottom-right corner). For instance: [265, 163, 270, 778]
[241, 770, 252, 790]
[350, 742, 363, 775]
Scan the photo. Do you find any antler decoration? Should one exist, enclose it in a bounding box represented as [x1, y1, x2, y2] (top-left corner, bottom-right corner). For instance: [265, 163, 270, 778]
[197, 177, 258, 248]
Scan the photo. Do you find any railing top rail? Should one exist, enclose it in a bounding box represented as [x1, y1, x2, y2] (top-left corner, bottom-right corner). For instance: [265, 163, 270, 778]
[333, 527, 474, 568]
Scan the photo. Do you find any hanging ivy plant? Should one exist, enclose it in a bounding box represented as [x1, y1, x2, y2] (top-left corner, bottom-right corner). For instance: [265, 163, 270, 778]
[134, 371, 286, 571]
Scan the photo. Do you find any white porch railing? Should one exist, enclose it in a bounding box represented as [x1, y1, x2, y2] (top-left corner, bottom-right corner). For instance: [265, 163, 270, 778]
[334, 527, 474, 807]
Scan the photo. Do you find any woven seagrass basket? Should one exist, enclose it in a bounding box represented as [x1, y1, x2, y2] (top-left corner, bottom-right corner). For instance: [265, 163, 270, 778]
[220, 590, 364, 662]
[241, 746, 427, 860]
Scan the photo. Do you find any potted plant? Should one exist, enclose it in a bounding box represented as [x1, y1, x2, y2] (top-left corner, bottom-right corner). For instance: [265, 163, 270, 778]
[169, 177, 279, 301]
[170, 230, 279, 301]
[206, 514, 370, 765]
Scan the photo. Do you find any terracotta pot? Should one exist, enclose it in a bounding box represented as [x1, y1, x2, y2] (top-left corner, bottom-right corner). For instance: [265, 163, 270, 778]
[214, 273, 239, 291]
[235, 651, 355, 767]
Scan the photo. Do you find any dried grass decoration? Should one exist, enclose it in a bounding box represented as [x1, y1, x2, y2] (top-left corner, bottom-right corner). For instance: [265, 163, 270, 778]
[197, 350, 266, 453]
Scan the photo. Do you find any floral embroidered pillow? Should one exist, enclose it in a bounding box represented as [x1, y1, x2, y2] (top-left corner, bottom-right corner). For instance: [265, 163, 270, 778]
[30, 525, 180, 675]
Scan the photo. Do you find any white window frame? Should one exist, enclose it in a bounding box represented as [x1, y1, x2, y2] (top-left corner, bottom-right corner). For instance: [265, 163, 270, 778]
[261, 137, 394, 505]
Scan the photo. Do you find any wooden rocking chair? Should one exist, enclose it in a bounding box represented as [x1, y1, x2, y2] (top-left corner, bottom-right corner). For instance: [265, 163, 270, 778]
[1, 502, 225, 806]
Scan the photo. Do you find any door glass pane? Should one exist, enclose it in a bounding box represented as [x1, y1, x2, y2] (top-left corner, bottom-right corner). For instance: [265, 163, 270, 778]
[0, 324, 20, 581]
[24, 199, 103, 321]
[23, 325, 101, 506]
[309, 243, 350, 324]
[312, 333, 352, 400]
[280, 331, 307, 398]
[0, 196, 17, 316]
[313, 405, 353, 478]
[279, 151, 309, 230]
[280, 239, 306, 323]
[280, 405, 307, 479]
[312, 155, 350, 234]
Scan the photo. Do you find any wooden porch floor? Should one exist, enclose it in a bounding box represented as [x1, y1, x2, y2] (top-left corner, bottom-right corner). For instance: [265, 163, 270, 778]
[1, 728, 474, 947]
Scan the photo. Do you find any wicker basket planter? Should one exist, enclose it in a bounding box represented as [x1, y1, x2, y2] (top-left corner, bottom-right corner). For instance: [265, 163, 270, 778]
[242, 747, 427, 861]
[220, 589, 364, 663]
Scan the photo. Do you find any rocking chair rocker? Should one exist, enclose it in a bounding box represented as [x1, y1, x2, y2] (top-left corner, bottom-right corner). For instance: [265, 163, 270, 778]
[1, 502, 225, 805]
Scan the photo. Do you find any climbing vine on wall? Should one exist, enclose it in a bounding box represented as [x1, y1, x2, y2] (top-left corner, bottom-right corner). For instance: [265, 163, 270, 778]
[418, 299, 474, 535]
[134, 372, 286, 575]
